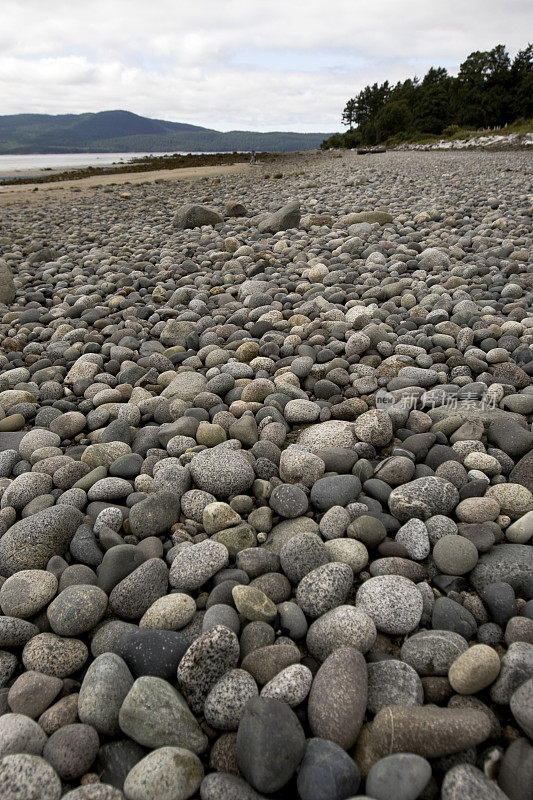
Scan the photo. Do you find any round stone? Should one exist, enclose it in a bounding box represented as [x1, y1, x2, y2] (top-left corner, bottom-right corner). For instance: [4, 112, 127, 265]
[366, 753, 432, 800]
[0, 570, 58, 619]
[367, 660, 424, 714]
[356, 575, 424, 634]
[388, 477, 459, 522]
[42, 723, 99, 780]
[448, 644, 501, 694]
[22, 633, 88, 678]
[0, 754, 61, 800]
[297, 737, 361, 800]
[232, 586, 277, 623]
[123, 746, 203, 800]
[0, 714, 48, 758]
[260, 664, 313, 707]
[306, 605, 377, 662]
[139, 593, 196, 630]
[47, 585, 108, 636]
[295, 562, 353, 618]
[270, 484, 308, 518]
[433, 535, 479, 575]
[190, 448, 254, 498]
[78, 653, 134, 736]
[204, 669, 259, 730]
[236, 697, 306, 794]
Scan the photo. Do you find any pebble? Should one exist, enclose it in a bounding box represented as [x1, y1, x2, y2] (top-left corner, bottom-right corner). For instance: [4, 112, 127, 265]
[295, 562, 353, 617]
[123, 746, 204, 800]
[356, 575, 423, 634]
[260, 663, 312, 706]
[177, 625, 240, 713]
[236, 697, 306, 793]
[0, 569, 57, 618]
[204, 668, 259, 730]
[0, 148, 531, 798]
[389, 477, 460, 521]
[42, 723, 99, 781]
[306, 605, 377, 661]
[433, 534, 479, 575]
[0, 713, 48, 758]
[369, 705, 492, 759]
[297, 738, 361, 800]
[441, 764, 508, 800]
[47, 584, 108, 635]
[366, 753, 432, 800]
[367, 659, 424, 713]
[0, 753, 62, 800]
[448, 644, 501, 694]
[119, 675, 208, 753]
[169, 540, 229, 591]
[78, 653, 134, 735]
[308, 647, 367, 749]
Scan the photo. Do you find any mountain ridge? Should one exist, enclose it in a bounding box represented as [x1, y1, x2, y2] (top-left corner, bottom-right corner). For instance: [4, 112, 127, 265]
[0, 110, 332, 154]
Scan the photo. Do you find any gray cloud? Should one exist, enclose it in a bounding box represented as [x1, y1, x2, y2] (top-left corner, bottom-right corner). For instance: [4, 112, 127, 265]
[1, 0, 531, 131]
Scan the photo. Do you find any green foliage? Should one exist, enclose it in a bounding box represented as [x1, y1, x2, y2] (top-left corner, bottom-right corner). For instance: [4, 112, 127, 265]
[325, 43, 533, 148]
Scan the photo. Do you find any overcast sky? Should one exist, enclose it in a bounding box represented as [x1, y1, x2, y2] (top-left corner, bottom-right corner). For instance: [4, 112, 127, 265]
[1, 0, 531, 132]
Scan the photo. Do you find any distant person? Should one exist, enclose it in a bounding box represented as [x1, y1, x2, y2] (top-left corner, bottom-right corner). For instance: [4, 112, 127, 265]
[250, 150, 256, 164]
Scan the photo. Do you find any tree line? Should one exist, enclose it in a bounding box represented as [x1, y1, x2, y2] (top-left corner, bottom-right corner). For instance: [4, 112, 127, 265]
[322, 44, 532, 148]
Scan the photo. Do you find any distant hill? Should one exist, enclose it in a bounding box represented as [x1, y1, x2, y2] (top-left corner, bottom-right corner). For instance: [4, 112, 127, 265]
[0, 110, 332, 153]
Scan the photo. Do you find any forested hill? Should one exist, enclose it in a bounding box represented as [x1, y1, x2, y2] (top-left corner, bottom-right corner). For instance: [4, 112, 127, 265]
[322, 43, 532, 148]
[0, 110, 331, 154]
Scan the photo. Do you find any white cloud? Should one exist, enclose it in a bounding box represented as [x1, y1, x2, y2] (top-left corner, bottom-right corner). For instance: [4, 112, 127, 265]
[0, 0, 531, 130]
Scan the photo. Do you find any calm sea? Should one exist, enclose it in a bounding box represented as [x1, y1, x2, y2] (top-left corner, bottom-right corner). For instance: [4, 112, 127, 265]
[0, 152, 214, 177]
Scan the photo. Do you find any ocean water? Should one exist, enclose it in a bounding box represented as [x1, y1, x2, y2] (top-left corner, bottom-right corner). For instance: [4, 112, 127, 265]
[0, 151, 213, 176]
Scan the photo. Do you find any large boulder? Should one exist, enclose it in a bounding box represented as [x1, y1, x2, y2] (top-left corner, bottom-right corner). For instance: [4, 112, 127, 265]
[258, 201, 301, 233]
[173, 204, 223, 229]
[0, 259, 15, 305]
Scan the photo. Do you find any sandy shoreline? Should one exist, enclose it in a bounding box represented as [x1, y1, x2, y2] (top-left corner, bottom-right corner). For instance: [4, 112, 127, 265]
[0, 161, 259, 206]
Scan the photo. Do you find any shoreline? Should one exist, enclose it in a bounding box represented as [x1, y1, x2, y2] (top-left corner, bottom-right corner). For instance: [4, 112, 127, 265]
[0, 150, 289, 186]
[0, 150, 322, 206]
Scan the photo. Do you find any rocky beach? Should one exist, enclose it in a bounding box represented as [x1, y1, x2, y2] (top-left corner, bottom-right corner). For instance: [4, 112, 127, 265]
[0, 148, 531, 800]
